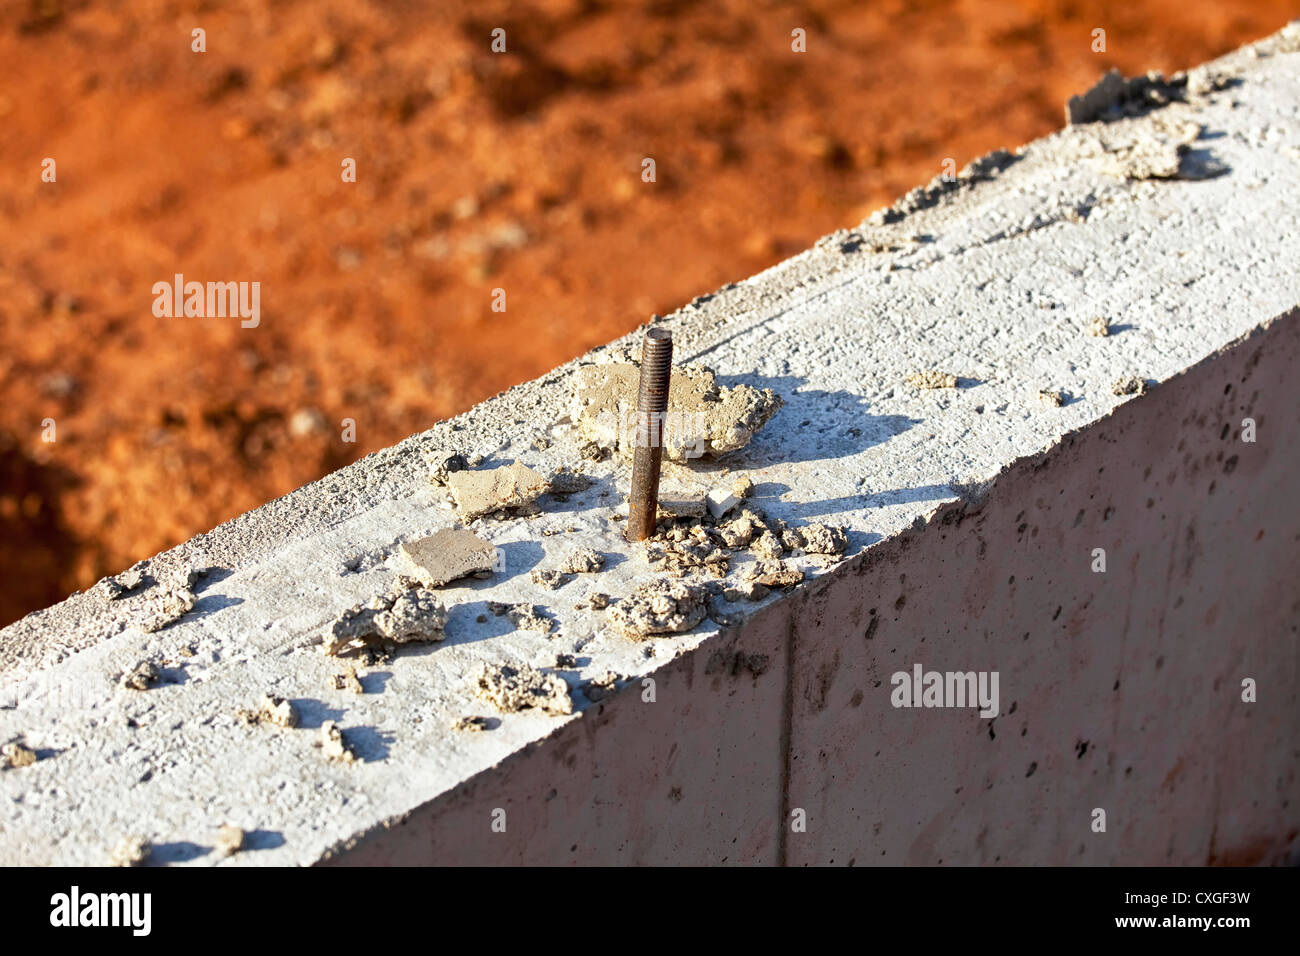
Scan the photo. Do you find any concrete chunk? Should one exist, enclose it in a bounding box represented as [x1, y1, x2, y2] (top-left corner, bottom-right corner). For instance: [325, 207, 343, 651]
[397, 528, 497, 587]
[446, 462, 549, 519]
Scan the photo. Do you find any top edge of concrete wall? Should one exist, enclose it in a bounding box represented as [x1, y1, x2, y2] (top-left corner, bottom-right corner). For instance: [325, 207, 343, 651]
[2, 24, 1299, 864]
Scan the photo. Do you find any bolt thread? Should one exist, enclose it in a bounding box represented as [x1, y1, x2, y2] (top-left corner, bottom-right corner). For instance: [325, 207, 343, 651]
[626, 328, 673, 542]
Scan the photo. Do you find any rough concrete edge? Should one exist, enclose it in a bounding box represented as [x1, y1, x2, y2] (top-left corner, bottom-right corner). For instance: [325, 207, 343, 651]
[311, 305, 1298, 864]
[4, 20, 1297, 678]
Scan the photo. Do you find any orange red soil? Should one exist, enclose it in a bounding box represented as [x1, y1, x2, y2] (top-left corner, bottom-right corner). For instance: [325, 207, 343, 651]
[1, 0, 1295, 625]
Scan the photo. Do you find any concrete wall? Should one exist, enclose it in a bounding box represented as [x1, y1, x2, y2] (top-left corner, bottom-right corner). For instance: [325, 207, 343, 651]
[329, 315, 1299, 866]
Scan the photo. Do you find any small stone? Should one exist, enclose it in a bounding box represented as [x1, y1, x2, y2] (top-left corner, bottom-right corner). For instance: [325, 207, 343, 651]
[706, 488, 740, 520]
[0, 741, 37, 769]
[731, 476, 754, 499]
[746, 560, 804, 588]
[237, 694, 299, 729]
[1112, 376, 1149, 397]
[587, 593, 613, 610]
[558, 548, 605, 574]
[329, 667, 364, 694]
[582, 670, 623, 702]
[397, 528, 497, 587]
[800, 523, 848, 555]
[1037, 389, 1065, 408]
[318, 721, 356, 762]
[474, 661, 573, 716]
[906, 370, 959, 390]
[751, 531, 785, 559]
[451, 715, 497, 732]
[531, 569, 571, 590]
[111, 835, 151, 867]
[485, 602, 554, 633]
[607, 579, 708, 638]
[137, 587, 196, 632]
[214, 825, 245, 859]
[1088, 316, 1111, 337]
[121, 661, 160, 691]
[717, 515, 758, 549]
[324, 582, 448, 656]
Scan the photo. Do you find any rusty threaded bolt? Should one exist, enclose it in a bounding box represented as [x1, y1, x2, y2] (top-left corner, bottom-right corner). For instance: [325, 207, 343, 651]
[625, 327, 673, 542]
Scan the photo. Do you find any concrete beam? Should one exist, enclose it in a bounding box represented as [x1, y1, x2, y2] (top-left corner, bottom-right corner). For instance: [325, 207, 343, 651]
[3, 25, 1299, 866]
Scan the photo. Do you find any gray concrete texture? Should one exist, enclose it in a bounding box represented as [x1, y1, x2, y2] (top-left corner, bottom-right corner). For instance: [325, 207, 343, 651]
[2, 26, 1299, 865]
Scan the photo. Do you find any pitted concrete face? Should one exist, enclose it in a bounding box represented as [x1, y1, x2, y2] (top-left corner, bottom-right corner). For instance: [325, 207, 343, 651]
[572, 362, 783, 461]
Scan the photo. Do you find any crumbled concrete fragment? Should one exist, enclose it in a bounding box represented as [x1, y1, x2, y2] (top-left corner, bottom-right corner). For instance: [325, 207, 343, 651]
[558, 548, 605, 574]
[1112, 376, 1150, 397]
[214, 825, 244, 859]
[706, 487, 740, 520]
[451, 715, 497, 732]
[607, 579, 708, 638]
[547, 470, 593, 494]
[1066, 68, 1190, 124]
[1037, 389, 1065, 408]
[584, 593, 614, 610]
[329, 667, 364, 694]
[658, 496, 708, 519]
[800, 523, 849, 556]
[111, 835, 151, 867]
[746, 560, 804, 588]
[716, 514, 758, 549]
[137, 587, 196, 632]
[553, 653, 577, 668]
[906, 370, 959, 390]
[645, 540, 729, 579]
[446, 462, 549, 519]
[751, 531, 785, 559]
[237, 694, 299, 729]
[582, 670, 624, 702]
[579, 441, 606, 461]
[121, 661, 160, 691]
[1088, 316, 1111, 337]
[485, 602, 555, 633]
[732, 476, 754, 499]
[98, 562, 147, 600]
[1, 741, 37, 769]
[318, 721, 356, 762]
[397, 529, 497, 587]
[573, 362, 782, 461]
[425, 452, 469, 486]
[531, 569, 571, 590]
[324, 582, 448, 656]
[724, 581, 770, 602]
[780, 527, 805, 551]
[474, 661, 573, 716]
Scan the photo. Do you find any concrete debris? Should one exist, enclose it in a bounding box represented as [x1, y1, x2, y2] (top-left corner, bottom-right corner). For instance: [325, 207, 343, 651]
[800, 523, 849, 555]
[214, 825, 245, 859]
[1089, 316, 1111, 337]
[1094, 111, 1217, 181]
[137, 586, 196, 632]
[645, 535, 730, 579]
[658, 496, 708, 519]
[237, 694, 299, 729]
[573, 361, 782, 461]
[120, 661, 161, 691]
[1112, 376, 1150, 397]
[781, 527, 806, 551]
[732, 476, 754, 499]
[906, 370, 959, 390]
[318, 721, 356, 762]
[473, 661, 573, 716]
[575, 592, 614, 611]
[582, 670, 624, 702]
[425, 452, 469, 486]
[724, 580, 770, 602]
[1, 741, 37, 769]
[706, 487, 740, 520]
[98, 562, 147, 600]
[451, 715, 497, 732]
[608, 579, 708, 638]
[324, 582, 448, 656]
[329, 667, 364, 694]
[485, 602, 555, 633]
[751, 530, 785, 559]
[553, 653, 577, 668]
[1038, 389, 1065, 408]
[547, 469, 593, 494]
[531, 569, 571, 590]
[716, 514, 759, 549]
[745, 560, 804, 589]
[110, 835, 151, 867]
[397, 528, 497, 587]
[558, 548, 605, 574]
[446, 462, 549, 519]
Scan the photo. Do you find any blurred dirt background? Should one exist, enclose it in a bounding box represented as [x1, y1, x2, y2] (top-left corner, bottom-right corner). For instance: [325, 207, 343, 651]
[1, 0, 1296, 626]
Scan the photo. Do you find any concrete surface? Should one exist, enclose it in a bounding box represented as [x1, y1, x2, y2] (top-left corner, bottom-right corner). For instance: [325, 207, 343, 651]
[2, 26, 1299, 865]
